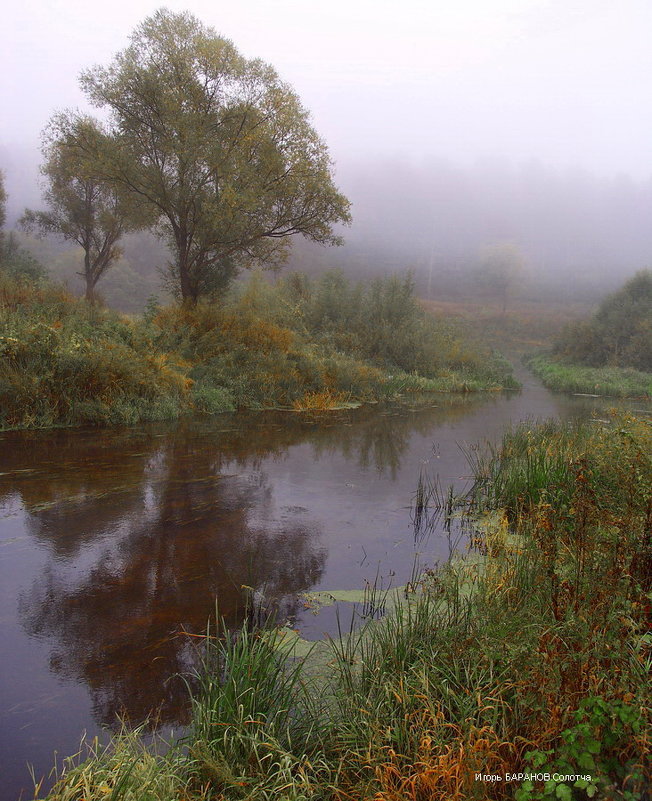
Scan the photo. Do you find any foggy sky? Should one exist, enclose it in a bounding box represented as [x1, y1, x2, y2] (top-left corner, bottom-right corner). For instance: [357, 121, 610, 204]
[3, 0, 652, 288]
[4, 1, 652, 176]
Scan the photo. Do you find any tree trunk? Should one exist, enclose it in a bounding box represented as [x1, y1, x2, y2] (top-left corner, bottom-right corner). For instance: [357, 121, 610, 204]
[83, 248, 97, 304]
[85, 278, 97, 305]
[177, 251, 197, 306]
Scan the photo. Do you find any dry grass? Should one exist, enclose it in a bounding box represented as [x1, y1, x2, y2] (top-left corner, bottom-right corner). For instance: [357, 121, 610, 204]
[419, 297, 592, 354]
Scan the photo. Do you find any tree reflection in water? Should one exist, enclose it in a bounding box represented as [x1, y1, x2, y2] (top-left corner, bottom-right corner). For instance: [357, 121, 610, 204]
[14, 424, 326, 729]
[4, 399, 489, 731]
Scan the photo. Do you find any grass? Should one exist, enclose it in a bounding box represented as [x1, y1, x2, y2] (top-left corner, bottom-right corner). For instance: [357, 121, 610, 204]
[0, 271, 518, 430]
[187, 622, 332, 800]
[0, 275, 190, 430]
[528, 353, 652, 398]
[524, 272, 652, 399]
[37, 414, 652, 800]
[32, 728, 199, 801]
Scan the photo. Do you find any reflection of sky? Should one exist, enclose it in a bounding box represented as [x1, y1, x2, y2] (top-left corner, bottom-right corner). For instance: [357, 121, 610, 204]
[0, 505, 105, 801]
[1, 379, 650, 799]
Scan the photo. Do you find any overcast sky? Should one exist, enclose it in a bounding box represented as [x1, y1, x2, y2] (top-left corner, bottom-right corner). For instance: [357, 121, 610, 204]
[3, 0, 652, 188]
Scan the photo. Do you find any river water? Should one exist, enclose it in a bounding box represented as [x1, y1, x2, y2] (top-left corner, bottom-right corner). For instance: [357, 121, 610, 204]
[1, 366, 649, 799]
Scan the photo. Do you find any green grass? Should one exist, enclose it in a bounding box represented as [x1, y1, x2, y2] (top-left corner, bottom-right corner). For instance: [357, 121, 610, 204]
[188, 622, 332, 800]
[38, 415, 652, 800]
[0, 274, 189, 430]
[32, 727, 197, 801]
[528, 353, 652, 398]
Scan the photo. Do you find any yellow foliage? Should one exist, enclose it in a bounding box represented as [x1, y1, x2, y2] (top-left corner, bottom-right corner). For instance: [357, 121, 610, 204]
[371, 722, 517, 801]
[218, 314, 294, 353]
[292, 389, 350, 411]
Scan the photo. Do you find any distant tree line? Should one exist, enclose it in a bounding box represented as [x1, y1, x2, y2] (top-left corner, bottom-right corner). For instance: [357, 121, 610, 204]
[14, 9, 350, 305]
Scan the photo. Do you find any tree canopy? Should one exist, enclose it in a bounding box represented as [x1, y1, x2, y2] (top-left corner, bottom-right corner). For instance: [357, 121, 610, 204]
[0, 170, 6, 254]
[21, 114, 146, 302]
[76, 9, 351, 303]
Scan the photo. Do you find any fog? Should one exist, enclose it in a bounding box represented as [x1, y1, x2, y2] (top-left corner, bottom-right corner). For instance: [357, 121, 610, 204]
[3, 0, 652, 298]
[316, 157, 652, 297]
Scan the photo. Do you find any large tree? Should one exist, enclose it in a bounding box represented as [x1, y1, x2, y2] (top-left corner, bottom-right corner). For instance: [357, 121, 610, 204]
[76, 9, 351, 304]
[21, 114, 146, 302]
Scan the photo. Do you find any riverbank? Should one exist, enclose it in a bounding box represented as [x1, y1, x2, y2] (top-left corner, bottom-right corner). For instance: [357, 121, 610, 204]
[0, 271, 517, 431]
[528, 353, 652, 399]
[36, 413, 651, 800]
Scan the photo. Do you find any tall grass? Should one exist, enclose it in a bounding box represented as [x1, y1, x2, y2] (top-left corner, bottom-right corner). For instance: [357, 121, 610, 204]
[528, 353, 651, 398]
[187, 622, 331, 800]
[34, 728, 197, 801]
[465, 419, 592, 517]
[0, 273, 189, 429]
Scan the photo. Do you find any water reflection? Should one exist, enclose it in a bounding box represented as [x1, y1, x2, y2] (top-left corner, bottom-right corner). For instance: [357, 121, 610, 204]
[1, 402, 491, 734]
[12, 425, 330, 729]
[306, 395, 486, 477]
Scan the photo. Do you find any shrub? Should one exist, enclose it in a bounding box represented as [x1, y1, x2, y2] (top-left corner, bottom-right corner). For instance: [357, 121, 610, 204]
[1, 269, 517, 429]
[0, 275, 189, 428]
[553, 270, 652, 370]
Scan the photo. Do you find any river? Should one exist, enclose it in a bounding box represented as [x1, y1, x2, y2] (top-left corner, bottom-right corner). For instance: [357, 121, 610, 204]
[0, 365, 649, 800]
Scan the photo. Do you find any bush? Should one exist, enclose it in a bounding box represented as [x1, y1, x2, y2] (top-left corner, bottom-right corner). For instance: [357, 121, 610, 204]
[553, 270, 652, 370]
[0, 232, 48, 282]
[0, 275, 189, 429]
